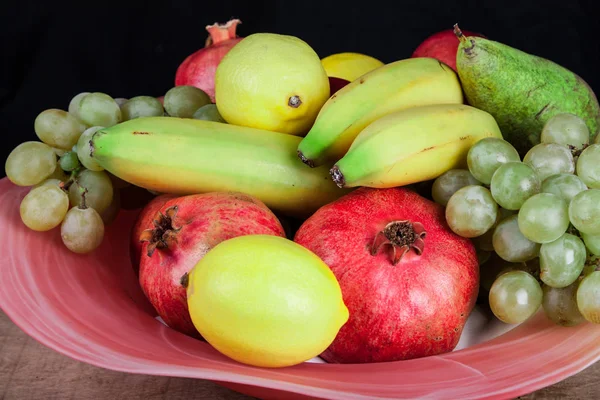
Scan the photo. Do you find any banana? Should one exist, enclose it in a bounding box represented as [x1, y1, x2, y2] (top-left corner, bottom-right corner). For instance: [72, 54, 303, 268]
[297, 57, 464, 167]
[89, 117, 350, 218]
[329, 104, 503, 189]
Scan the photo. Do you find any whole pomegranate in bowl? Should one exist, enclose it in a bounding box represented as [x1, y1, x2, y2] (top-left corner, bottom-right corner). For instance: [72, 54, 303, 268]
[135, 191, 286, 338]
[294, 186, 479, 363]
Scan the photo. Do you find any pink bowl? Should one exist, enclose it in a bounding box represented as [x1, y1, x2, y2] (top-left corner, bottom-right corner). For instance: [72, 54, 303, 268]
[1, 177, 599, 400]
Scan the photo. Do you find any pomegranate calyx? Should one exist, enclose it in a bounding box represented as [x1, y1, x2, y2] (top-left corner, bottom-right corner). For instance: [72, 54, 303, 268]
[370, 221, 426, 265]
[140, 205, 182, 257]
[204, 19, 242, 47]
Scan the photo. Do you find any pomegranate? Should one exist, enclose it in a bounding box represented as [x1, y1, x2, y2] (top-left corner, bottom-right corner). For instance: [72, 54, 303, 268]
[130, 193, 177, 276]
[294, 187, 479, 363]
[412, 28, 485, 71]
[137, 191, 285, 338]
[174, 19, 243, 102]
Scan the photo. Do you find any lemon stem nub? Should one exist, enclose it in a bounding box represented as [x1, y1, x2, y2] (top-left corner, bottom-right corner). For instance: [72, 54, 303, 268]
[288, 95, 302, 108]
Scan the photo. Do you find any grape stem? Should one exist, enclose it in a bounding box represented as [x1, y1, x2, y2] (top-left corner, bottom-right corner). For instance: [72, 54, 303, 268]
[79, 186, 89, 210]
[61, 167, 82, 191]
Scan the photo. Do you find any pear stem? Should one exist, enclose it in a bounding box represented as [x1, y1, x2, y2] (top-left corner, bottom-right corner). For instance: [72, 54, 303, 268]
[453, 23, 468, 44]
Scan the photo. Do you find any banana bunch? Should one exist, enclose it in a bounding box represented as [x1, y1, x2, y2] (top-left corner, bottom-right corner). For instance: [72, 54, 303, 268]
[90, 117, 350, 218]
[297, 57, 464, 167]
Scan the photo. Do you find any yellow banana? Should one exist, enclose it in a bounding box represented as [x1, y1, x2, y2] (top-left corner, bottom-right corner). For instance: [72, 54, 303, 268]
[329, 104, 503, 188]
[297, 57, 464, 167]
[89, 117, 350, 218]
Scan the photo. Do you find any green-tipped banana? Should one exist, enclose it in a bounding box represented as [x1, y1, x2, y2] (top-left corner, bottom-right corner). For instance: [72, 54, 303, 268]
[330, 104, 503, 188]
[297, 57, 464, 167]
[90, 117, 350, 217]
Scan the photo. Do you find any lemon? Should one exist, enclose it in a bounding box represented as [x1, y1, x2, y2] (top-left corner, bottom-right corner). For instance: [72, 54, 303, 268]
[321, 52, 384, 82]
[186, 235, 349, 368]
[214, 33, 330, 136]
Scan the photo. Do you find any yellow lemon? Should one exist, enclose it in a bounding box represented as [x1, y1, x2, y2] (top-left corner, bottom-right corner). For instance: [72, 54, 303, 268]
[186, 235, 348, 368]
[214, 33, 330, 136]
[321, 52, 385, 82]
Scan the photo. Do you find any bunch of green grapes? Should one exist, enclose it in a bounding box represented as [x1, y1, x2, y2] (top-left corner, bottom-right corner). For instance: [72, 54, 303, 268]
[432, 113, 600, 327]
[4, 92, 132, 254]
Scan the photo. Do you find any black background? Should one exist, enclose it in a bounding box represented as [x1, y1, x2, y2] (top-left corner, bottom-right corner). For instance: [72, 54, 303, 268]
[2, 0, 599, 177]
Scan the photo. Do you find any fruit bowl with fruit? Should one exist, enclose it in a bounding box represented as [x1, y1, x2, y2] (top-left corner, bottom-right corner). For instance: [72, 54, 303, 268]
[2, 21, 600, 400]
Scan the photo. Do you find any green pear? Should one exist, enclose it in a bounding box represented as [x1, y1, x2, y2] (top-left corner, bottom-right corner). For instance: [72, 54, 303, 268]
[454, 25, 600, 155]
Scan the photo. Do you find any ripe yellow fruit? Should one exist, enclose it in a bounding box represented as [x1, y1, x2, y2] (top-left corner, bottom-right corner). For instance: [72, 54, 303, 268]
[186, 235, 349, 368]
[215, 33, 330, 136]
[321, 52, 384, 82]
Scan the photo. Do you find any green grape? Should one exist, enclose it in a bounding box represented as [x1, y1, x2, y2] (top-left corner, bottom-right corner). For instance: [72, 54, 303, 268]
[77, 126, 105, 171]
[575, 144, 600, 189]
[490, 162, 541, 210]
[61, 205, 105, 254]
[523, 143, 574, 181]
[517, 193, 569, 244]
[33, 178, 62, 189]
[472, 208, 515, 251]
[114, 97, 128, 107]
[489, 270, 543, 324]
[164, 86, 211, 118]
[68, 92, 90, 121]
[445, 185, 498, 238]
[576, 271, 600, 324]
[493, 214, 541, 262]
[569, 189, 600, 234]
[68, 170, 114, 214]
[192, 104, 226, 122]
[540, 113, 589, 150]
[46, 162, 69, 182]
[467, 137, 520, 184]
[59, 151, 80, 172]
[542, 281, 586, 327]
[78, 92, 122, 127]
[541, 174, 587, 204]
[52, 147, 67, 157]
[582, 232, 600, 255]
[539, 233, 586, 288]
[19, 185, 69, 231]
[34, 109, 86, 150]
[5, 141, 57, 186]
[121, 96, 164, 120]
[431, 169, 481, 206]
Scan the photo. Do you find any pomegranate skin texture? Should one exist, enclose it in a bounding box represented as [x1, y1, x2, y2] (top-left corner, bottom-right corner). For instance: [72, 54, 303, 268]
[137, 191, 286, 338]
[294, 187, 479, 363]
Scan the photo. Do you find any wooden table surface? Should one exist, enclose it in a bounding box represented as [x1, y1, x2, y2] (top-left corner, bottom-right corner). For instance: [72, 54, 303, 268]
[1, 311, 598, 400]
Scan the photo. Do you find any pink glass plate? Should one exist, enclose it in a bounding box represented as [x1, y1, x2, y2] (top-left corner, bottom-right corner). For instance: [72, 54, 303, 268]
[1, 177, 599, 400]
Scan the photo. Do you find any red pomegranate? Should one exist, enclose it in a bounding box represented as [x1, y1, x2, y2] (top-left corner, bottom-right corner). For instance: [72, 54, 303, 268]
[294, 187, 479, 363]
[174, 19, 243, 102]
[412, 28, 485, 71]
[137, 191, 285, 338]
